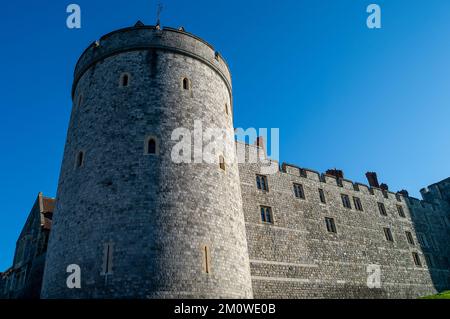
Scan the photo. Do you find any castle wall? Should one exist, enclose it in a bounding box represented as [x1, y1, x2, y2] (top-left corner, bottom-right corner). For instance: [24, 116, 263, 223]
[41, 25, 253, 299]
[239, 144, 450, 298]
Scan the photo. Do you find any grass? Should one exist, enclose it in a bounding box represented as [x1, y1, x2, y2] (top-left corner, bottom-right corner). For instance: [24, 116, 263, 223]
[421, 291, 450, 299]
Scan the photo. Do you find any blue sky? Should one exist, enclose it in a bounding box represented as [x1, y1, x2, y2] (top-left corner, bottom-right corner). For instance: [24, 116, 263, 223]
[1, 0, 450, 270]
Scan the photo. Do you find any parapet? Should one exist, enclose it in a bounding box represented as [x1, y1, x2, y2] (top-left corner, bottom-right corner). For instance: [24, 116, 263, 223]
[72, 22, 232, 98]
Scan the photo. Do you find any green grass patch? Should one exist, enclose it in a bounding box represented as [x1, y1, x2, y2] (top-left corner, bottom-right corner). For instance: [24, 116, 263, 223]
[421, 290, 450, 299]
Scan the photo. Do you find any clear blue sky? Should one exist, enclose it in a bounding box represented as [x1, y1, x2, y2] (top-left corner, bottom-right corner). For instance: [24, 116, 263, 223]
[1, 0, 450, 270]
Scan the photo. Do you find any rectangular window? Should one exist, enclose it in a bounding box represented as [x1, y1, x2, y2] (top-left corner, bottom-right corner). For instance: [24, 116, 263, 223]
[383, 227, 394, 242]
[382, 190, 389, 199]
[378, 202, 387, 216]
[353, 197, 363, 211]
[256, 175, 269, 191]
[318, 188, 326, 204]
[325, 217, 337, 233]
[405, 231, 415, 245]
[397, 205, 405, 218]
[341, 194, 351, 209]
[101, 242, 114, 276]
[202, 245, 211, 274]
[260, 206, 273, 224]
[412, 252, 422, 267]
[395, 193, 402, 202]
[293, 183, 305, 199]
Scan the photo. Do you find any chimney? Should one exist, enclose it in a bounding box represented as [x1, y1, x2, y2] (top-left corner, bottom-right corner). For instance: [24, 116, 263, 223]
[380, 183, 389, 191]
[366, 172, 380, 188]
[326, 169, 344, 179]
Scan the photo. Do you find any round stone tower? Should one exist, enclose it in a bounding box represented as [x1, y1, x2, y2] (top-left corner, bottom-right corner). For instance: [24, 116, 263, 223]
[41, 22, 253, 299]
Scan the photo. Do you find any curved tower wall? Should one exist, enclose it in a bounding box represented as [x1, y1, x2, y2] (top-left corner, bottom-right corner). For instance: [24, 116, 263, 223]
[41, 25, 253, 298]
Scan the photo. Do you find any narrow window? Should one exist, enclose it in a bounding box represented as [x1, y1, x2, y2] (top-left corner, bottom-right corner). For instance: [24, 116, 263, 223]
[318, 188, 326, 203]
[101, 242, 114, 276]
[341, 194, 351, 209]
[412, 252, 422, 267]
[225, 103, 229, 115]
[397, 205, 405, 218]
[219, 155, 225, 171]
[382, 190, 389, 199]
[256, 175, 268, 191]
[183, 77, 190, 90]
[395, 193, 402, 202]
[260, 206, 273, 224]
[293, 183, 305, 199]
[353, 197, 363, 211]
[202, 245, 211, 274]
[378, 202, 387, 216]
[147, 138, 156, 154]
[383, 227, 394, 242]
[77, 94, 83, 108]
[120, 73, 130, 87]
[325, 217, 337, 233]
[76, 151, 84, 168]
[405, 231, 415, 245]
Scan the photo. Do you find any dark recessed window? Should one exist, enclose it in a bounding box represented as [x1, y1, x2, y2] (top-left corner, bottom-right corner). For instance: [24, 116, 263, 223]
[353, 197, 363, 211]
[76, 151, 84, 168]
[395, 193, 402, 202]
[219, 155, 225, 171]
[397, 205, 405, 218]
[77, 94, 83, 108]
[341, 194, 351, 209]
[383, 227, 394, 242]
[412, 252, 422, 267]
[318, 188, 326, 204]
[382, 190, 389, 199]
[378, 202, 387, 216]
[260, 206, 273, 224]
[225, 103, 229, 115]
[293, 183, 305, 199]
[146, 138, 157, 155]
[325, 217, 337, 233]
[120, 73, 130, 87]
[256, 175, 268, 191]
[183, 77, 190, 90]
[405, 231, 415, 246]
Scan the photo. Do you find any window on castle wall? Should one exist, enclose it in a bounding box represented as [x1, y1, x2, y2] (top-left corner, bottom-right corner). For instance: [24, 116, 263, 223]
[256, 175, 268, 191]
[219, 155, 225, 171]
[77, 94, 83, 108]
[412, 252, 422, 267]
[101, 242, 114, 276]
[395, 194, 402, 202]
[76, 151, 84, 168]
[353, 197, 363, 211]
[293, 183, 305, 199]
[405, 231, 415, 246]
[341, 194, 351, 209]
[383, 227, 394, 242]
[225, 103, 229, 115]
[182, 77, 190, 90]
[318, 189, 326, 204]
[260, 206, 273, 224]
[397, 205, 406, 218]
[378, 202, 387, 216]
[325, 217, 337, 233]
[145, 137, 158, 155]
[202, 245, 211, 274]
[120, 73, 130, 87]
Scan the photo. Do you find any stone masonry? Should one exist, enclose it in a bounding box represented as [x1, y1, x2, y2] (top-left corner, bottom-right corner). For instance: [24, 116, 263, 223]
[2, 22, 449, 299]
